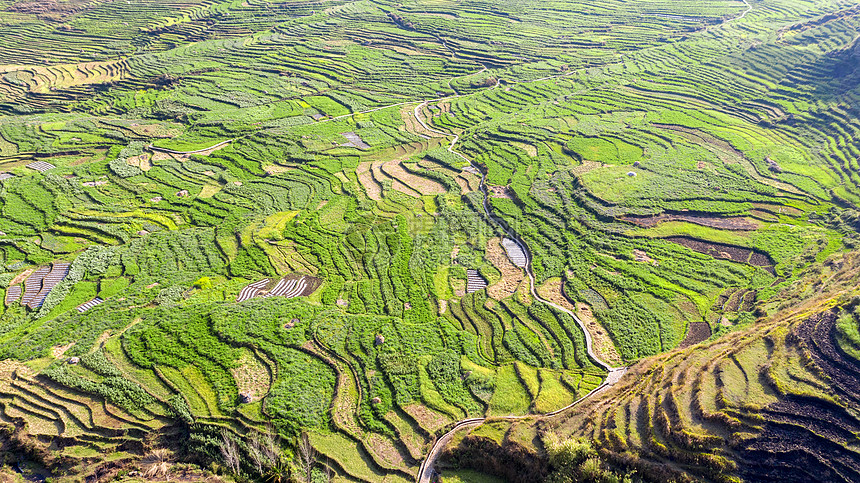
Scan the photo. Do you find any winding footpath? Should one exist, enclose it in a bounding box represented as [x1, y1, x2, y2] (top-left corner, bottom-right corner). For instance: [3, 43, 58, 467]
[137, 6, 759, 475]
[146, 139, 233, 154]
[412, 91, 626, 483]
[736, 0, 752, 21]
[408, 3, 761, 473]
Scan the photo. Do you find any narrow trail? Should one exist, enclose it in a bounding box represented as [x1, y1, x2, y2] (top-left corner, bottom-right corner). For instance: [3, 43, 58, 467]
[133, 4, 755, 478]
[735, 0, 752, 21]
[146, 139, 232, 154]
[412, 85, 626, 483]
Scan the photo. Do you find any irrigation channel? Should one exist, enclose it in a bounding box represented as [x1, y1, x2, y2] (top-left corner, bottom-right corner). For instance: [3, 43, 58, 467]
[412, 90, 627, 483]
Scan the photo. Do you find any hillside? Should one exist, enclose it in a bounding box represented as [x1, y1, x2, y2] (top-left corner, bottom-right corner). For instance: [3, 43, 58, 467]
[441, 250, 860, 482]
[557, 251, 860, 482]
[0, 0, 858, 481]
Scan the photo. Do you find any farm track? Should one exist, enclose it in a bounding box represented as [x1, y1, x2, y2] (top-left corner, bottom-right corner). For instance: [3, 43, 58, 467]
[12, 1, 860, 482]
[411, 75, 627, 483]
[146, 140, 233, 154]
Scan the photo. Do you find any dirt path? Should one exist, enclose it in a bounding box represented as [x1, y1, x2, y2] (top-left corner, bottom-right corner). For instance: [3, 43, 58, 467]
[146, 139, 232, 155]
[734, 0, 752, 21]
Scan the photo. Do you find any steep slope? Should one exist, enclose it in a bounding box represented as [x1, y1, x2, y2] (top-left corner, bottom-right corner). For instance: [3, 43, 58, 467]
[545, 251, 860, 482]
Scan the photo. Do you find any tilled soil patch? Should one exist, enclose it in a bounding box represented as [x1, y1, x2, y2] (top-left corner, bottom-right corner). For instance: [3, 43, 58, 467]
[677, 322, 711, 348]
[734, 311, 860, 482]
[622, 213, 760, 231]
[666, 236, 775, 274]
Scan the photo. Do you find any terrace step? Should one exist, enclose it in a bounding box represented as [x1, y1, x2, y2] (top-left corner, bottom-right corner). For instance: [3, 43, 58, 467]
[465, 269, 487, 293]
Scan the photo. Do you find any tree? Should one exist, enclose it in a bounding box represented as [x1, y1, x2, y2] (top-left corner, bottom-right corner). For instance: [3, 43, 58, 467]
[220, 429, 241, 475]
[296, 432, 316, 483]
[249, 426, 283, 475]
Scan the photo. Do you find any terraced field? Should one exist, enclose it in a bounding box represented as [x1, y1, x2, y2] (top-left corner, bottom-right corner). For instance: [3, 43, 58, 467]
[0, 0, 858, 481]
[535, 251, 860, 482]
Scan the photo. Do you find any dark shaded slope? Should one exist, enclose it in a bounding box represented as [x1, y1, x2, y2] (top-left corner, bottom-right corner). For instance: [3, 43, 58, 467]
[530, 252, 860, 483]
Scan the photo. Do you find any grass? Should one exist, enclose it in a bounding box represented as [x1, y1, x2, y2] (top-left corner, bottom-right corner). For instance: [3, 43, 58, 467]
[257, 211, 300, 240]
[535, 370, 575, 413]
[37, 281, 97, 322]
[419, 361, 466, 420]
[102, 337, 173, 401]
[440, 468, 506, 483]
[0, 0, 857, 479]
[488, 365, 531, 416]
[470, 421, 508, 445]
[578, 166, 659, 203]
[158, 366, 209, 417]
[181, 365, 225, 417]
[309, 431, 388, 483]
[630, 221, 753, 246]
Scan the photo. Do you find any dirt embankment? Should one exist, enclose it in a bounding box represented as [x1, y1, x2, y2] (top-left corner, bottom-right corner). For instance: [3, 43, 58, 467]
[540, 278, 623, 367]
[440, 435, 549, 483]
[622, 213, 760, 231]
[486, 237, 524, 300]
[735, 310, 860, 482]
[666, 236, 775, 273]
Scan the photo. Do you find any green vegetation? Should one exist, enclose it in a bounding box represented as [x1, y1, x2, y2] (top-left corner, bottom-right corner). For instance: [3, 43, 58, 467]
[536, 254, 860, 482]
[0, 0, 858, 480]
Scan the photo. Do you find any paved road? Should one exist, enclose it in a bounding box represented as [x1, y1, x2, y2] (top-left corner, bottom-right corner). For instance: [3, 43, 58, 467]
[736, 0, 752, 21]
[416, 367, 627, 483]
[413, 92, 627, 483]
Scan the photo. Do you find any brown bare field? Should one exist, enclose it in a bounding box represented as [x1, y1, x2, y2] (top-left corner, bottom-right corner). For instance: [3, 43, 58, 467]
[487, 185, 513, 199]
[230, 349, 271, 402]
[0, 359, 32, 380]
[356, 161, 382, 200]
[367, 433, 408, 469]
[127, 123, 183, 138]
[575, 302, 623, 367]
[263, 164, 293, 175]
[486, 237, 524, 300]
[126, 153, 151, 171]
[375, 161, 420, 197]
[94, 330, 111, 349]
[456, 171, 481, 194]
[752, 202, 803, 216]
[438, 299, 448, 314]
[622, 213, 760, 231]
[677, 322, 712, 348]
[150, 151, 173, 164]
[632, 249, 658, 266]
[511, 142, 537, 157]
[403, 404, 451, 433]
[569, 160, 602, 175]
[9, 268, 34, 287]
[400, 105, 436, 138]
[52, 341, 75, 358]
[359, 158, 431, 199]
[537, 279, 576, 313]
[381, 160, 446, 195]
